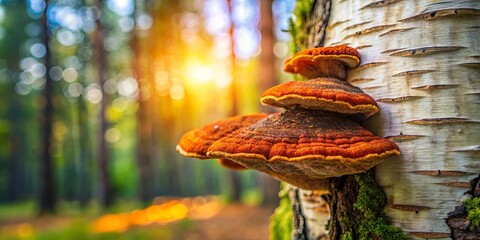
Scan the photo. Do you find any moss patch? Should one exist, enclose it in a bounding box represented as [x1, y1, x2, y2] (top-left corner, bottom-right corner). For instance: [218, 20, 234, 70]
[447, 176, 480, 237]
[329, 170, 408, 239]
[464, 196, 480, 228]
[354, 171, 408, 240]
[269, 184, 292, 240]
[286, 0, 314, 54]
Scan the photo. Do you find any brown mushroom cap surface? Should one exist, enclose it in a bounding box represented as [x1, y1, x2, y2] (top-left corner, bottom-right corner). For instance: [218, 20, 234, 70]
[260, 78, 378, 118]
[284, 45, 360, 80]
[207, 108, 399, 189]
[176, 113, 269, 159]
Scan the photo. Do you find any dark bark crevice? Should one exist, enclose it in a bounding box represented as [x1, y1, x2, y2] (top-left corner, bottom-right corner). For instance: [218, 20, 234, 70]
[447, 175, 480, 239]
[327, 175, 359, 239]
[327, 170, 408, 240]
[306, 0, 331, 48]
[292, 188, 310, 240]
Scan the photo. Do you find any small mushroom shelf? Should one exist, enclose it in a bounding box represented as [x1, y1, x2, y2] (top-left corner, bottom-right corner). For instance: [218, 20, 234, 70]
[177, 45, 400, 190]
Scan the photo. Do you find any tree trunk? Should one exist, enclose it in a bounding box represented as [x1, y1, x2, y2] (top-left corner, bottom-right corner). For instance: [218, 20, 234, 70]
[292, 0, 480, 238]
[227, 0, 242, 202]
[133, 0, 156, 204]
[77, 90, 91, 208]
[8, 97, 22, 202]
[39, 0, 56, 214]
[92, 0, 112, 208]
[258, 0, 281, 208]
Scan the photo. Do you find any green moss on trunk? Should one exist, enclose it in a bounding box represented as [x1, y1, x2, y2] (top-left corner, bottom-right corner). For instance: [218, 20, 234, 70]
[270, 184, 293, 240]
[328, 170, 408, 239]
[354, 171, 408, 240]
[464, 196, 480, 228]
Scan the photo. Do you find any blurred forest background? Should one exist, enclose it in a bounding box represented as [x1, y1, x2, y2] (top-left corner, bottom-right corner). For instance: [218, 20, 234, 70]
[0, 0, 296, 238]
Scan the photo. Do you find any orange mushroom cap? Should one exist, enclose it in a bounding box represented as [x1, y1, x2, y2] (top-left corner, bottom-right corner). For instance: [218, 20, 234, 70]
[260, 78, 378, 119]
[207, 108, 399, 190]
[176, 113, 269, 159]
[284, 45, 360, 80]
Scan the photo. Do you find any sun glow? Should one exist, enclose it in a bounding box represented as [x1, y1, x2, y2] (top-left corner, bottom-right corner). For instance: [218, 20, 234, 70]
[90, 197, 223, 234]
[185, 62, 214, 85]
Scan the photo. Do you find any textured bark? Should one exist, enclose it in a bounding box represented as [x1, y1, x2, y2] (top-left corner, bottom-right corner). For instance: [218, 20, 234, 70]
[291, 187, 309, 240]
[290, 1, 332, 238]
[447, 175, 480, 239]
[292, 0, 480, 238]
[289, 185, 329, 240]
[326, 175, 358, 239]
[322, 0, 480, 238]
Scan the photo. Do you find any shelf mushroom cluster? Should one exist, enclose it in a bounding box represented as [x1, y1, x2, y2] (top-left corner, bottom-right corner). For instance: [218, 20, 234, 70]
[177, 45, 400, 190]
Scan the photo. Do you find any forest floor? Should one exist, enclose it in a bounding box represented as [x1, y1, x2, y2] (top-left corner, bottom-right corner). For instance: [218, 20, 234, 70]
[0, 203, 274, 240]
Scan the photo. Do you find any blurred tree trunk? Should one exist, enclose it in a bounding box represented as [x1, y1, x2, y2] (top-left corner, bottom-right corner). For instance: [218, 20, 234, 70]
[227, 0, 242, 202]
[8, 98, 23, 202]
[39, 0, 56, 214]
[258, 0, 280, 208]
[133, 0, 156, 204]
[1, 1, 32, 203]
[77, 89, 91, 208]
[77, 0, 92, 206]
[290, 0, 480, 239]
[92, 0, 112, 208]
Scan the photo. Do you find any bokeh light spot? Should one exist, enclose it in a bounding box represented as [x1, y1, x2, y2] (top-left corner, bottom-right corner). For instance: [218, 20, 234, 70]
[169, 85, 185, 100]
[105, 128, 121, 143]
[137, 14, 153, 30]
[118, 77, 138, 98]
[49, 66, 63, 81]
[66, 82, 83, 97]
[62, 68, 78, 82]
[30, 43, 46, 58]
[84, 84, 103, 104]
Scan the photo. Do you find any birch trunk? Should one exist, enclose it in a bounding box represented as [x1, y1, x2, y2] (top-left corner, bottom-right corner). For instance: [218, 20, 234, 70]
[295, 0, 480, 238]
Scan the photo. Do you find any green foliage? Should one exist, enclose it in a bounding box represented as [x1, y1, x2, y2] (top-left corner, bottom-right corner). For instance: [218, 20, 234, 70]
[340, 232, 353, 240]
[287, 18, 300, 54]
[286, 0, 314, 53]
[353, 171, 408, 240]
[269, 184, 292, 240]
[0, 201, 36, 219]
[464, 196, 480, 227]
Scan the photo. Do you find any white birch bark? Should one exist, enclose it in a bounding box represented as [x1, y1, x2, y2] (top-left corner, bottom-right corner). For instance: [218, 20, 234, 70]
[323, 0, 480, 238]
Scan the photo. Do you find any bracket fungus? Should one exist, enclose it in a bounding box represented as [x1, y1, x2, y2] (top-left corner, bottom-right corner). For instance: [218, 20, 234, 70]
[176, 113, 268, 160]
[283, 45, 360, 80]
[260, 77, 378, 119]
[176, 45, 400, 190]
[206, 108, 399, 190]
